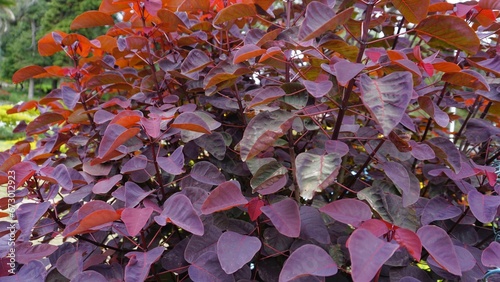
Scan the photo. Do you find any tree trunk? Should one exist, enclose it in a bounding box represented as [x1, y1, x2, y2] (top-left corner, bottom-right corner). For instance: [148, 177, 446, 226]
[28, 78, 34, 100]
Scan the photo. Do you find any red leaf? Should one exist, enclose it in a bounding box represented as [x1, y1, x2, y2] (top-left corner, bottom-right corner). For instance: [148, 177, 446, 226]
[12, 65, 47, 84]
[26, 112, 65, 136]
[393, 228, 422, 261]
[65, 209, 120, 237]
[233, 44, 266, 64]
[70, 11, 114, 30]
[171, 112, 212, 134]
[246, 197, 264, 221]
[97, 124, 140, 159]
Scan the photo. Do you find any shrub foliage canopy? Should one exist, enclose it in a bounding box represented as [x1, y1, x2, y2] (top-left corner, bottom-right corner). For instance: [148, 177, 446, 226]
[2, 0, 500, 281]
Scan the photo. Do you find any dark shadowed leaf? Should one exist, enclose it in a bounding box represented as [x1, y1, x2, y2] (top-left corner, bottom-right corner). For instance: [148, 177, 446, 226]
[157, 146, 185, 175]
[201, 181, 248, 214]
[295, 152, 341, 200]
[418, 96, 449, 127]
[56, 252, 83, 280]
[213, 3, 256, 24]
[3, 260, 46, 281]
[347, 228, 399, 282]
[417, 225, 461, 276]
[121, 207, 153, 236]
[181, 49, 212, 74]
[359, 72, 413, 136]
[188, 252, 234, 282]
[481, 241, 500, 267]
[16, 202, 51, 241]
[154, 193, 204, 235]
[319, 198, 372, 227]
[415, 15, 480, 55]
[217, 231, 261, 274]
[16, 243, 58, 264]
[392, 0, 429, 23]
[442, 70, 489, 91]
[72, 271, 107, 282]
[298, 2, 353, 41]
[467, 190, 500, 223]
[185, 225, 222, 263]
[70, 11, 114, 30]
[240, 110, 294, 161]
[299, 206, 330, 244]
[26, 112, 65, 136]
[421, 196, 462, 225]
[382, 161, 419, 207]
[467, 55, 500, 77]
[279, 244, 337, 282]
[191, 161, 226, 185]
[92, 174, 122, 194]
[246, 87, 286, 109]
[261, 198, 301, 238]
[425, 137, 462, 173]
[124, 247, 164, 282]
[194, 133, 227, 160]
[463, 118, 500, 143]
[171, 112, 212, 134]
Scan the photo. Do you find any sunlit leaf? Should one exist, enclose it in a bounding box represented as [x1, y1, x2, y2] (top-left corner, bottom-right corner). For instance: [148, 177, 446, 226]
[359, 72, 413, 136]
[298, 2, 354, 41]
[12, 65, 47, 84]
[70, 11, 114, 30]
[26, 112, 65, 136]
[279, 244, 337, 281]
[320, 198, 372, 227]
[296, 152, 341, 200]
[233, 44, 266, 64]
[65, 210, 120, 237]
[154, 193, 204, 236]
[392, 0, 429, 23]
[217, 231, 261, 274]
[467, 190, 500, 223]
[441, 70, 490, 91]
[415, 15, 480, 55]
[213, 3, 256, 24]
[417, 225, 461, 276]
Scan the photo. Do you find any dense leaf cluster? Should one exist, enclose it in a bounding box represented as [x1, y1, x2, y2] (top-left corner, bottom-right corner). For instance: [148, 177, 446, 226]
[1, 0, 500, 281]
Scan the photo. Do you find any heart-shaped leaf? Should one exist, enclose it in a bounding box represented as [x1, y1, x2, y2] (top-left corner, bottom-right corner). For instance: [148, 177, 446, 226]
[201, 181, 248, 214]
[121, 207, 153, 236]
[92, 174, 122, 194]
[217, 231, 262, 274]
[295, 152, 341, 200]
[299, 206, 330, 244]
[320, 199, 372, 227]
[124, 247, 164, 282]
[467, 190, 500, 223]
[359, 72, 413, 136]
[298, 2, 354, 41]
[188, 252, 234, 282]
[279, 244, 337, 282]
[154, 193, 204, 236]
[481, 241, 500, 268]
[261, 198, 301, 238]
[158, 146, 185, 175]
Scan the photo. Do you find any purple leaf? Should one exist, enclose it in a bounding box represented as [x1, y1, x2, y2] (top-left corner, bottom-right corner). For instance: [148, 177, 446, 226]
[185, 225, 222, 263]
[303, 79, 333, 98]
[121, 207, 153, 236]
[295, 152, 341, 200]
[140, 114, 161, 139]
[382, 161, 419, 207]
[181, 49, 212, 74]
[92, 174, 122, 194]
[417, 225, 461, 276]
[121, 155, 148, 174]
[112, 181, 153, 208]
[124, 247, 164, 282]
[201, 181, 248, 214]
[194, 132, 227, 160]
[56, 252, 83, 280]
[454, 245, 476, 272]
[157, 146, 185, 175]
[97, 124, 139, 159]
[217, 231, 261, 274]
[239, 110, 294, 161]
[481, 241, 500, 267]
[421, 196, 462, 225]
[261, 198, 301, 238]
[425, 137, 462, 173]
[359, 72, 413, 136]
[418, 96, 449, 127]
[319, 198, 372, 227]
[62, 86, 80, 110]
[188, 252, 234, 282]
[154, 193, 204, 236]
[347, 228, 399, 282]
[72, 271, 107, 282]
[464, 118, 500, 143]
[467, 190, 500, 223]
[408, 141, 436, 160]
[16, 202, 50, 241]
[191, 161, 226, 185]
[4, 260, 47, 281]
[51, 164, 73, 191]
[298, 2, 353, 41]
[332, 60, 365, 86]
[246, 86, 286, 109]
[324, 140, 349, 157]
[279, 244, 337, 282]
[299, 206, 330, 244]
[16, 243, 58, 264]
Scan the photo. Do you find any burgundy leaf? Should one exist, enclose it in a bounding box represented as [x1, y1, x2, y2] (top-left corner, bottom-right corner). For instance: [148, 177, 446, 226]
[201, 181, 248, 214]
[359, 72, 413, 136]
[124, 247, 164, 282]
[319, 199, 372, 227]
[408, 141, 436, 160]
[393, 228, 422, 261]
[417, 225, 461, 276]
[181, 49, 212, 74]
[261, 198, 301, 237]
[246, 86, 286, 109]
[61, 86, 80, 110]
[191, 161, 226, 185]
[481, 241, 500, 267]
[299, 206, 330, 244]
[157, 146, 185, 175]
[467, 190, 500, 223]
[154, 193, 204, 235]
[279, 244, 337, 282]
[140, 114, 161, 139]
[418, 96, 449, 127]
[188, 252, 234, 282]
[347, 228, 399, 282]
[332, 60, 365, 86]
[425, 137, 462, 173]
[92, 174, 122, 194]
[217, 231, 262, 274]
[246, 197, 264, 221]
[298, 2, 353, 41]
[97, 124, 140, 159]
[382, 161, 419, 207]
[303, 79, 333, 98]
[358, 219, 390, 237]
[194, 132, 227, 160]
[56, 251, 83, 280]
[121, 207, 153, 236]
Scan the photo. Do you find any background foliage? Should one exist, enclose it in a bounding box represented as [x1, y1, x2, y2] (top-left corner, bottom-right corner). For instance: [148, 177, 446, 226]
[1, 0, 500, 281]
